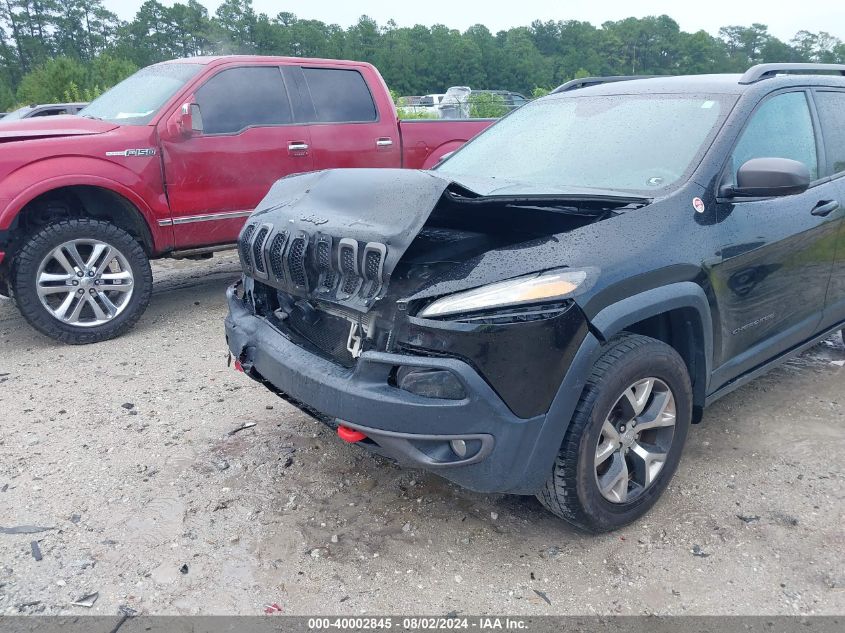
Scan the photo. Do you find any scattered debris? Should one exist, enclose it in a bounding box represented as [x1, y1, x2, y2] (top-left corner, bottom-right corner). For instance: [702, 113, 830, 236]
[265, 405, 274, 410]
[533, 589, 552, 605]
[339, 596, 350, 603]
[71, 592, 99, 608]
[282, 455, 294, 468]
[540, 545, 562, 559]
[263, 602, 283, 614]
[830, 360, 845, 367]
[691, 544, 710, 558]
[737, 514, 760, 523]
[309, 547, 329, 559]
[16, 601, 41, 612]
[226, 422, 257, 436]
[490, 512, 498, 521]
[772, 512, 799, 527]
[215, 460, 230, 471]
[30, 541, 42, 561]
[454, 574, 463, 583]
[70, 514, 82, 524]
[330, 534, 339, 543]
[402, 522, 411, 533]
[179, 564, 189, 575]
[118, 604, 138, 618]
[1, 484, 8, 492]
[121, 403, 135, 410]
[0, 525, 55, 535]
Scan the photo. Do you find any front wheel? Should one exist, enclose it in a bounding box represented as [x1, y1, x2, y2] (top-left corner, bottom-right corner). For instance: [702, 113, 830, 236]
[11, 219, 152, 344]
[537, 334, 692, 532]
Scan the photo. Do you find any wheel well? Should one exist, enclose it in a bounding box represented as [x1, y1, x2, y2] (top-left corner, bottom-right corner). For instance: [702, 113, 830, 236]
[6, 186, 153, 258]
[622, 308, 707, 423]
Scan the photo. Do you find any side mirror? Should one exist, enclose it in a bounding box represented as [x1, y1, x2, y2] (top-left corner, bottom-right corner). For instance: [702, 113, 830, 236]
[169, 102, 203, 138]
[725, 157, 811, 198]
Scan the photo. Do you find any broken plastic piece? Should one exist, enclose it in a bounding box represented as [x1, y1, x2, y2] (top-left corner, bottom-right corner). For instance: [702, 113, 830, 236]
[234, 359, 244, 372]
[337, 425, 367, 443]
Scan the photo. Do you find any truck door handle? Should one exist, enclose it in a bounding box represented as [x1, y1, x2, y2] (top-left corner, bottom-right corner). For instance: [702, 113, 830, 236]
[811, 200, 840, 216]
[288, 142, 309, 155]
[376, 137, 393, 148]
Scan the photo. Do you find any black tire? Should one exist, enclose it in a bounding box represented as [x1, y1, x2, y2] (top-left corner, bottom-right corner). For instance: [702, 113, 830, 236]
[11, 219, 152, 344]
[537, 333, 692, 533]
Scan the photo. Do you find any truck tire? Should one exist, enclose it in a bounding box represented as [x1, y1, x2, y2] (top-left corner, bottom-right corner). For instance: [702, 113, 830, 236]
[537, 333, 692, 533]
[11, 219, 153, 344]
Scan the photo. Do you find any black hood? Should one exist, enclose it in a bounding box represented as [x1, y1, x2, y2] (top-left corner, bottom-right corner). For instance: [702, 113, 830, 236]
[239, 168, 648, 313]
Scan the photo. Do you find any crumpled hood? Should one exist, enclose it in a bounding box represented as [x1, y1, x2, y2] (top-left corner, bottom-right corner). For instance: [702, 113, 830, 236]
[242, 169, 452, 311]
[0, 115, 119, 142]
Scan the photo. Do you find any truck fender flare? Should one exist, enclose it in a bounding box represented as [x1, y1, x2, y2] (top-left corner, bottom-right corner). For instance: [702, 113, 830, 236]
[515, 282, 713, 493]
[421, 140, 467, 169]
[0, 163, 172, 253]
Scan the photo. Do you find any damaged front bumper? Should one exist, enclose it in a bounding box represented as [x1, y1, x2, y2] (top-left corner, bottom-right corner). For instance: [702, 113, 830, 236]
[224, 284, 597, 494]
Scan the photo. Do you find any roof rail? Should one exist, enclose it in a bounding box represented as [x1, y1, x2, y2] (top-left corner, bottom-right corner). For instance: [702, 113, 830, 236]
[739, 63, 845, 85]
[551, 75, 658, 94]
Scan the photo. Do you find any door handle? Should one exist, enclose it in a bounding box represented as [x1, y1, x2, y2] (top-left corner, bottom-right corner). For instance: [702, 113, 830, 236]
[811, 200, 840, 217]
[288, 142, 309, 155]
[376, 137, 393, 148]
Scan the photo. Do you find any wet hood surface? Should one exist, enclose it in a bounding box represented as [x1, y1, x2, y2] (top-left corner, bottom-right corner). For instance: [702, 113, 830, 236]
[0, 115, 119, 141]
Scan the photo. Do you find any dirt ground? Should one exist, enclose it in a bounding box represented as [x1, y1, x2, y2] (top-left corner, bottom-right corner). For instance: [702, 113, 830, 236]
[0, 252, 843, 616]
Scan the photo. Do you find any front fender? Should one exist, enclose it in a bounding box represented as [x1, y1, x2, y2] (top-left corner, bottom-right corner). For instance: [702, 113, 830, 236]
[421, 140, 468, 170]
[0, 156, 172, 253]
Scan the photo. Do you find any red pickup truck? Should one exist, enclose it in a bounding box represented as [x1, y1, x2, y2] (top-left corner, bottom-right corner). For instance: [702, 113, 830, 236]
[0, 55, 494, 343]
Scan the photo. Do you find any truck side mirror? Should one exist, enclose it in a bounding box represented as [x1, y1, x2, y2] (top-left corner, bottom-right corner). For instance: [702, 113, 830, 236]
[178, 103, 203, 137]
[723, 157, 811, 198]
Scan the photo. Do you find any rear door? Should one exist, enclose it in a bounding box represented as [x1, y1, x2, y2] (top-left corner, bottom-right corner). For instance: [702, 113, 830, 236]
[161, 64, 313, 249]
[291, 65, 401, 170]
[812, 89, 845, 330]
[711, 89, 840, 386]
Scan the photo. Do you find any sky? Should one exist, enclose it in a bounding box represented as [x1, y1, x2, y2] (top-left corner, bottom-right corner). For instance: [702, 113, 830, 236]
[102, 1, 845, 43]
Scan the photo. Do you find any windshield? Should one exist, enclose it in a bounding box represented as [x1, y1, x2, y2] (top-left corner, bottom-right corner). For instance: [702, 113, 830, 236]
[79, 63, 202, 125]
[2, 106, 32, 121]
[437, 93, 734, 196]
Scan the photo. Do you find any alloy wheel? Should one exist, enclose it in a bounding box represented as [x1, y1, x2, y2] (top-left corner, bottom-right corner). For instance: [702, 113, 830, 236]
[35, 239, 135, 327]
[594, 377, 677, 504]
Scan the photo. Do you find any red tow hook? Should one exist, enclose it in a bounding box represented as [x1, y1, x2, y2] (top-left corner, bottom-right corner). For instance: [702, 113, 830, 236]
[337, 425, 367, 443]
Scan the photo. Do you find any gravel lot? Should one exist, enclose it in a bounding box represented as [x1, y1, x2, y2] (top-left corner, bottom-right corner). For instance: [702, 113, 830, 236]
[1, 253, 843, 616]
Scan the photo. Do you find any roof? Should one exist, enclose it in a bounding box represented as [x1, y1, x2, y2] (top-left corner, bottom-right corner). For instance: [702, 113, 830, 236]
[160, 54, 372, 69]
[548, 70, 845, 99]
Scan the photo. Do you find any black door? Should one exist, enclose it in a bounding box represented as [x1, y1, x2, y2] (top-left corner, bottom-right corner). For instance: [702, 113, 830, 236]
[711, 90, 840, 388]
[812, 89, 845, 330]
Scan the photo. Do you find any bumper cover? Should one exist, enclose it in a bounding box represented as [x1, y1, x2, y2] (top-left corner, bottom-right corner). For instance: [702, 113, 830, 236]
[225, 285, 600, 494]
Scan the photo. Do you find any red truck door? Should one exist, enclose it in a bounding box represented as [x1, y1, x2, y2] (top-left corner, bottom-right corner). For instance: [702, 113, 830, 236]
[289, 65, 401, 170]
[160, 64, 313, 249]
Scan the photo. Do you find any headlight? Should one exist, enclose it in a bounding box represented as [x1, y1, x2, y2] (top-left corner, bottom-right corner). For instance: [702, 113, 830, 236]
[418, 268, 590, 318]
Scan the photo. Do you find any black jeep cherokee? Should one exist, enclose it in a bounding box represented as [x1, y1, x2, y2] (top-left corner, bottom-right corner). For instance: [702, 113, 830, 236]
[225, 63, 845, 532]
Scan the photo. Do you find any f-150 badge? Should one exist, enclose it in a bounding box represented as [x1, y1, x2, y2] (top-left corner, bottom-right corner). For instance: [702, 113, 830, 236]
[106, 148, 157, 157]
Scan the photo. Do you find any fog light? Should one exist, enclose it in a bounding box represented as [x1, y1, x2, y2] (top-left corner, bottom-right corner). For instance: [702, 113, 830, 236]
[450, 439, 468, 458]
[396, 367, 466, 400]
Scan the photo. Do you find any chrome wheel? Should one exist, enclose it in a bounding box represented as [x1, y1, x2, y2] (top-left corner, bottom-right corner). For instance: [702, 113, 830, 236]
[594, 377, 677, 504]
[35, 239, 134, 327]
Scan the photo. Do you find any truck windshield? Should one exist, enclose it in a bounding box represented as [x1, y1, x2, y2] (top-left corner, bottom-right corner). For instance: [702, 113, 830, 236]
[437, 93, 734, 196]
[79, 63, 203, 125]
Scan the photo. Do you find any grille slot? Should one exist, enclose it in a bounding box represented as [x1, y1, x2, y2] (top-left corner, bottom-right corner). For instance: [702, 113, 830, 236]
[252, 226, 270, 274]
[287, 234, 308, 290]
[268, 231, 288, 280]
[239, 224, 256, 269]
[337, 238, 361, 297]
[315, 236, 337, 292]
[361, 243, 386, 299]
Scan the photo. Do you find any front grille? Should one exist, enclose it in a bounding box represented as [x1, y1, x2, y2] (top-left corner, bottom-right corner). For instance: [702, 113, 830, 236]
[239, 224, 256, 268]
[245, 224, 388, 309]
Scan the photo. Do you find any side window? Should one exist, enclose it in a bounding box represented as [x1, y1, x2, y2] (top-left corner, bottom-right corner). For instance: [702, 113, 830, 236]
[814, 91, 845, 176]
[32, 108, 67, 117]
[195, 67, 292, 135]
[730, 91, 818, 182]
[301, 68, 377, 123]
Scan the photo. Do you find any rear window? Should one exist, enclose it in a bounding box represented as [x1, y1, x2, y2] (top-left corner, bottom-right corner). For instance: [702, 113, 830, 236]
[815, 91, 845, 176]
[302, 68, 377, 123]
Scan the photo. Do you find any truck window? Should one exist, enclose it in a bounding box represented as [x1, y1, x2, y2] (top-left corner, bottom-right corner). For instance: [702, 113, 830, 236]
[302, 68, 377, 123]
[814, 91, 845, 176]
[730, 91, 818, 181]
[196, 66, 293, 135]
